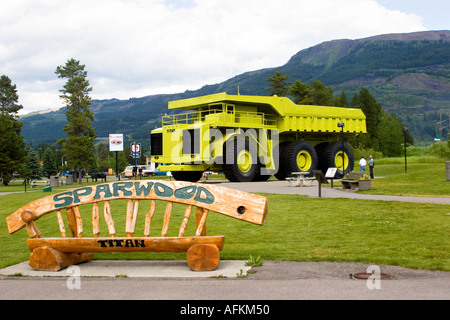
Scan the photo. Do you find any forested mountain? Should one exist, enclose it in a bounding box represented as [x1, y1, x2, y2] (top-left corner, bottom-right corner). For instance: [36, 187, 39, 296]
[21, 30, 450, 147]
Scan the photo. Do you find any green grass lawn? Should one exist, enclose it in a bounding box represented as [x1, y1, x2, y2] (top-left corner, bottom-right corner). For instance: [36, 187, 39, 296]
[357, 162, 450, 198]
[1, 183, 449, 272]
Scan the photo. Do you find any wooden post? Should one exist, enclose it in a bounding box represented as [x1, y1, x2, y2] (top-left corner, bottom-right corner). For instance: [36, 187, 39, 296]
[92, 203, 100, 238]
[195, 209, 209, 237]
[144, 200, 156, 237]
[56, 210, 66, 238]
[21, 209, 42, 239]
[103, 201, 116, 237]
[66, 208, 77, 237]
[314, 170, 328, 198]
[161, 202, 173, 237]
[73, 206, 83, 238]
[178, 205, 193, 237]
[186, 244, 220, 271]
[318, 180, 322, 198]
[126, 200, 139, 237]
[195, 207, 207, 236]
[28, 246, 93, 272]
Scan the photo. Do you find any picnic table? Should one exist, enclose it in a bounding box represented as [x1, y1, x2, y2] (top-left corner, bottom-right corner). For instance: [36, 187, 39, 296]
[286, 172, 313, 187]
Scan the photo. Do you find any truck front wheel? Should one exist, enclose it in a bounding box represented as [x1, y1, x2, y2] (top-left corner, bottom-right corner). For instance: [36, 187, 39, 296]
[223, 139, 257, 182]
[282, 141, 318, 177]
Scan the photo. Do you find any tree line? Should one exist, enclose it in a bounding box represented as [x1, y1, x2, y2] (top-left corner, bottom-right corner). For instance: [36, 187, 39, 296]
[265, 71, 414, 157]
[0, 59, 128, 186]
[0, 66, 419, 185]
[19, 141, 144, 184]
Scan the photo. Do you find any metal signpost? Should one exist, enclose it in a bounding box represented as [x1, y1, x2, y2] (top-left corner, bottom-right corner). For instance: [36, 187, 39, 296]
[313, 170, 328, 198]
[131, 142, 141, 178]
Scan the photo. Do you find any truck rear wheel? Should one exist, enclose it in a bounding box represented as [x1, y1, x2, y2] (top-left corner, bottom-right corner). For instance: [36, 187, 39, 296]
[323, 141, 354, 178]
[224, 139, 257, 182]
[282, 141, 318, 177]
[171, 171, 203, 182]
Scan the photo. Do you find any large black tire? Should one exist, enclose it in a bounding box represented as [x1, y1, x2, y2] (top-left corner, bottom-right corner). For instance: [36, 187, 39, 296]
[252, 167, 272, 181]
[274, 141, 290, 181]
[322, 141, 354, 178]
[281, 141, 318, 177]
[315, 142, 330, 173]
[171, 171, 203, 182]
[223, 139, 258, 182]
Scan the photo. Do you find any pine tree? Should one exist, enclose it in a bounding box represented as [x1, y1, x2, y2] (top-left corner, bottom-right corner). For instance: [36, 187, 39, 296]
[25, 145, 42, 180]
[265, 72, 291, 96]
[334, 90, 349, 107]
[42, 147, 58, 178]
[351, 88, 383, 150]
[0, 75, 26, 185]
[355, 87, 382, 138]
[55, 59, 96, 184]
[289, 80, 311, 104]
[309, 80, 334, 106]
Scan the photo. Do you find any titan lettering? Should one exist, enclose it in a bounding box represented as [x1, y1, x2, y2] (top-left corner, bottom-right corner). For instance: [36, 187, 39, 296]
[97, 239, 145, 248]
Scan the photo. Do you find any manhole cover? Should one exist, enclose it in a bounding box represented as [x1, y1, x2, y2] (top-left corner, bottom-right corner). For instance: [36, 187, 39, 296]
[351, 272, 391, 280]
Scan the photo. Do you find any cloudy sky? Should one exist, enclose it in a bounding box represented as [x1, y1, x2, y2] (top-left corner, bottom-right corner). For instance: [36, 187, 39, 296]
[1, 0, 448, 115]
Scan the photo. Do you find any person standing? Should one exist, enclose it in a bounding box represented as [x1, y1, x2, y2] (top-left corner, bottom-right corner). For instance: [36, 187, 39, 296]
[359, 156, 367, 174]
[369, 155, 374, 179]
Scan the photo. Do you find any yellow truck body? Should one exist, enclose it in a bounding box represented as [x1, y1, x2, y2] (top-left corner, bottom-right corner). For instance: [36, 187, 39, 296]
[151, 93, 366, 182]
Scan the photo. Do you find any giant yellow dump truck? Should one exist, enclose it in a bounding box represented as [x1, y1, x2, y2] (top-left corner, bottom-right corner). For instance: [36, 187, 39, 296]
[151, 93, 366, 182]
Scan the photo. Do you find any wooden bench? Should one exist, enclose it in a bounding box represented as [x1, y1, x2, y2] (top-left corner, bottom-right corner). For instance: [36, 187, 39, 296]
[341, 171, 371, 190]
[85, 173, 107, 183]
[6, 181, 268, 272]
[30, 180, 50, 188]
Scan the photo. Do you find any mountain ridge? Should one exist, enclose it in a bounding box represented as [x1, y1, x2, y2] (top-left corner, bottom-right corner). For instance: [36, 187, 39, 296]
[21, 30, 450, 147]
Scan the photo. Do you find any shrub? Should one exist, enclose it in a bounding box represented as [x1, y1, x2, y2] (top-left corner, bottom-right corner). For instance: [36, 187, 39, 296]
[427, 142, 450, 159]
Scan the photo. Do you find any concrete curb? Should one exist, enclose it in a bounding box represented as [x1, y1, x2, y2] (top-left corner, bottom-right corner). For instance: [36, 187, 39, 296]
[0, 260, 252, 278]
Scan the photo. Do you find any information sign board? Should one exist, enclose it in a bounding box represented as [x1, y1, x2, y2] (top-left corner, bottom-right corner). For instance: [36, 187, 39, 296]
[109, 134, 124, 152]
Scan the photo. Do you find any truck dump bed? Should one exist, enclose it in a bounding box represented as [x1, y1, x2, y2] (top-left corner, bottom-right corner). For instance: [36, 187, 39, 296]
[167, 93, 366, 134]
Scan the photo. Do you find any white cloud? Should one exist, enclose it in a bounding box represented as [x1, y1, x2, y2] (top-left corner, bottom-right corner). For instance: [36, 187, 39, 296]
[0, 0, 425, 114]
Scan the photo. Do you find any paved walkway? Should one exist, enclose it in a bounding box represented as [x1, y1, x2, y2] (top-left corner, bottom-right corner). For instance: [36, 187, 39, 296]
[208, 179, 450, 205]
[1, 261, 448, 300]
[3, 178, 449, 204]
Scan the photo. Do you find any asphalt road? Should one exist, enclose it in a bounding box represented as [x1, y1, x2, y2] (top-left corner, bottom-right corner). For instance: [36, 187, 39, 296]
[1, 180, 449, 303]
[1, 261, 449, 301]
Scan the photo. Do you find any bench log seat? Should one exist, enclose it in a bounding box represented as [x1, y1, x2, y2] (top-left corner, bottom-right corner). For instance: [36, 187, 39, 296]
[6, 180, 268, 272]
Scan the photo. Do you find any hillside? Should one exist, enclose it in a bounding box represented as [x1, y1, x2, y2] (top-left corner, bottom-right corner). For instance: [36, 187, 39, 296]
[21, 30, 450, 147]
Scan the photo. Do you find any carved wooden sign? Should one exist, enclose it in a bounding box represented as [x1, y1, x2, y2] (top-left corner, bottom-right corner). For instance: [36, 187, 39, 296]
[6, 181, 268, 272]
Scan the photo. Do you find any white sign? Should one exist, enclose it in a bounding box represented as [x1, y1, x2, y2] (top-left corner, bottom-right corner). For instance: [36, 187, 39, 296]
[109, 134, 124, 152]
[325, 167, 338, 178]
